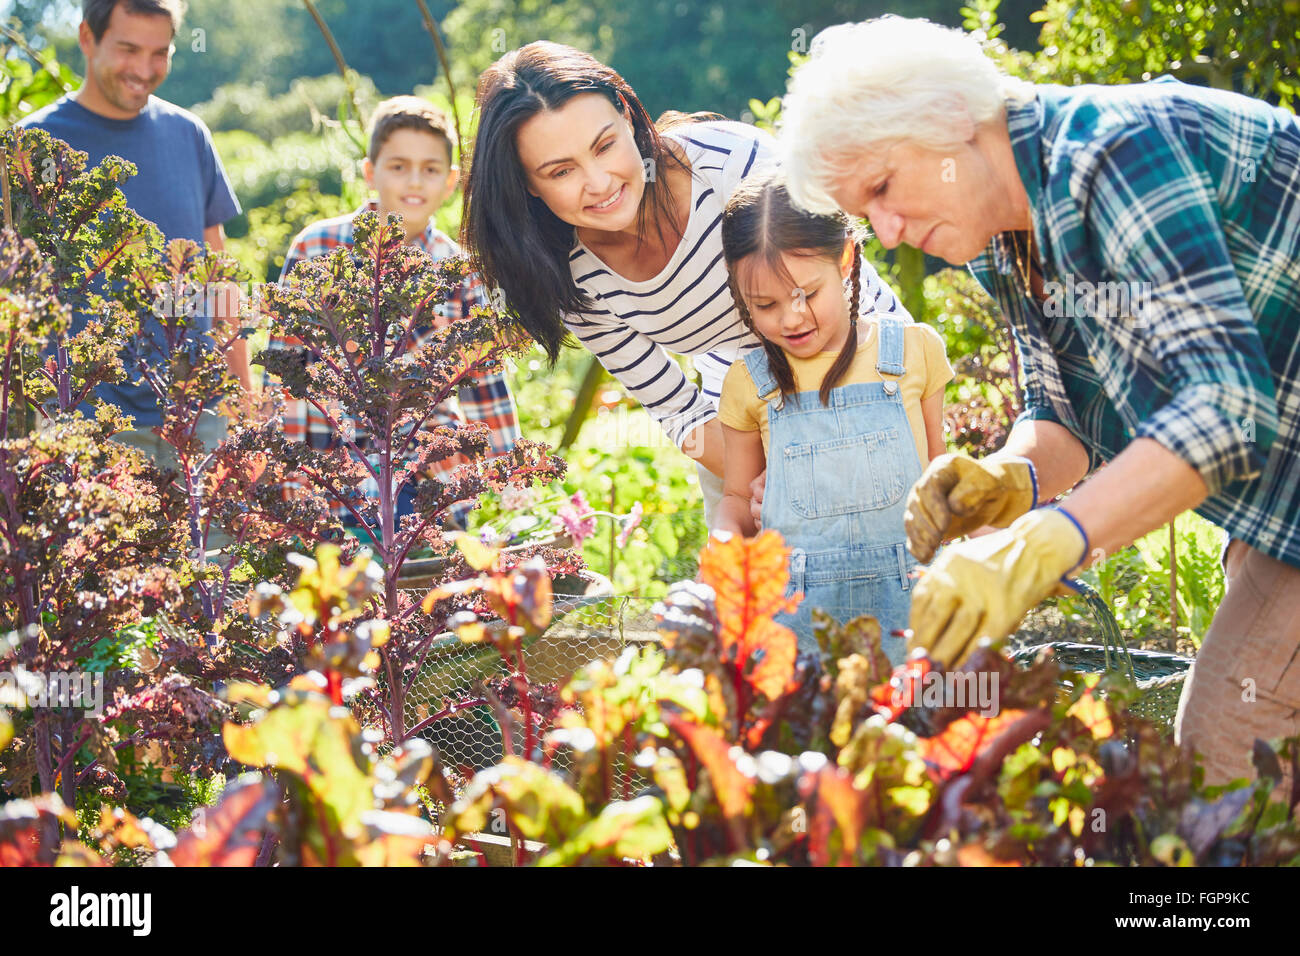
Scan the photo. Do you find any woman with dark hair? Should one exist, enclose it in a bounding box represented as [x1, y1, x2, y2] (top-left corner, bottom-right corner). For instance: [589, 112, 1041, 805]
[461, 41, 910, 523]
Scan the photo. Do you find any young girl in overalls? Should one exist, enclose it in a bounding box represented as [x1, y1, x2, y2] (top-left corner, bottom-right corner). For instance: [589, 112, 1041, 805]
[714, 169, 953, 663]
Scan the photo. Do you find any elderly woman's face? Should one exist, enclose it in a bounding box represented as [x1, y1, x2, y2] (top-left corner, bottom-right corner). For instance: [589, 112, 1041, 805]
[828, 140, 1008, 265]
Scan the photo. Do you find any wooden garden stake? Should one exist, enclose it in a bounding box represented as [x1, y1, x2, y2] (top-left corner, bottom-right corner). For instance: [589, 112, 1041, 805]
[414, 0, 463, 159]
[1, 143, 12, 230]
[1169, 519, 1178, 637]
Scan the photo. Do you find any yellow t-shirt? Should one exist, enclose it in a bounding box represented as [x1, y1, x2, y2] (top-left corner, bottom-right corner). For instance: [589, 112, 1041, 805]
[717, 320, 954, 469]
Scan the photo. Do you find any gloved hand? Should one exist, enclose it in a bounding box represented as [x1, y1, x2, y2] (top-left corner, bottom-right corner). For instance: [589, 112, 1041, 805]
[905, 453, 1038, 563]
[907, 506, 1088, 666]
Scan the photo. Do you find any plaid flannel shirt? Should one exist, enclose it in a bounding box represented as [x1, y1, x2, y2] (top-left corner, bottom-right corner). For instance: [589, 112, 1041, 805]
[969, 77, 1300, 568]
[262, 200, 520, 526]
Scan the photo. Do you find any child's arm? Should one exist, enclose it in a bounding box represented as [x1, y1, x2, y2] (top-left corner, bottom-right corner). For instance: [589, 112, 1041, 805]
[921, 389, 947, 462]
[715, 423, 766, 537]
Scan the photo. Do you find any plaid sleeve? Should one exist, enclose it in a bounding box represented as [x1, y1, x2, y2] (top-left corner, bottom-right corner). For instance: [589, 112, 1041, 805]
[1007, 324, 1089, 453]
[448, 276, 520, 455]
[1079, 123, 1279, 494]
[260, 230, 318, 392]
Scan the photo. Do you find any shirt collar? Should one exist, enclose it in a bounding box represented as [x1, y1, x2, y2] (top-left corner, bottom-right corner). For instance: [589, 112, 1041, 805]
[352, 198, 441, 251]
[988, 89, 1048, 277]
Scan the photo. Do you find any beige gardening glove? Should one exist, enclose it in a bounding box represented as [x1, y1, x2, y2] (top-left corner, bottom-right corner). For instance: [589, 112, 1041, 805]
[907, 506, 1088, 666]
[904, 453, 1038, 563]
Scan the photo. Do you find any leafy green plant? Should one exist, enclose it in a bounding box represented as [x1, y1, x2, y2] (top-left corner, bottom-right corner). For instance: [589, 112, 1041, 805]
[249, 216, 581, 742]
[215, 127, 357, 219]
[1055, 512, 1225, 650]
[0, 129, 235, 814]
[75, 762, 225, 842]
[925, 268, 1022, 456]
[439, 531, 1300, 866]
[0, 26, 77, 128]
[193, 73, 382, 143]
[480, 346, 706, 595]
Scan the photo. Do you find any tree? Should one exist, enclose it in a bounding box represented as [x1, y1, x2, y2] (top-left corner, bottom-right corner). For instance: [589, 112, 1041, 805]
[972, 0, 1300, 109]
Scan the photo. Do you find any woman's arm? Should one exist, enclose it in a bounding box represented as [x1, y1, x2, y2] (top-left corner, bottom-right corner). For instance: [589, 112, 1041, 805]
[1064, 437, 1207, 560]
[565, 314, 723, 468]
[682, 418, 727, 478]
[714, 424, 766, 536]
[921, 389, 946, 462]
[997, 418, 1091, 503]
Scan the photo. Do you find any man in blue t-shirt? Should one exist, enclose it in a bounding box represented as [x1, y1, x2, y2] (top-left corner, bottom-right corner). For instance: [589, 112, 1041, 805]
[18, 0, 247, 484]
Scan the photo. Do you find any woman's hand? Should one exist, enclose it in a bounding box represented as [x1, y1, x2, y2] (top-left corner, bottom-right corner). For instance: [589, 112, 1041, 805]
[904, 453, 1039, 563]
[748, 470, 766, 528]
[908, 506, 1088, 665]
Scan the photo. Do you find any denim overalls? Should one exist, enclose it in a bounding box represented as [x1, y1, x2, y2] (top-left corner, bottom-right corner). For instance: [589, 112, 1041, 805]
[744, 317, 921, 665]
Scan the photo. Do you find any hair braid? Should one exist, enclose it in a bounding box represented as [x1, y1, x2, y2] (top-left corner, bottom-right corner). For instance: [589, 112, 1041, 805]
[818, 244, 862, 405]
[728, 272, 795, 400]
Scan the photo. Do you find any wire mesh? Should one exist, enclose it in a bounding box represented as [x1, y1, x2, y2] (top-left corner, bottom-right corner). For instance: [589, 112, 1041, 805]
[401, 592, 668, 778]
[640, 508, 711, 586]
[401, 590, 1183, 782]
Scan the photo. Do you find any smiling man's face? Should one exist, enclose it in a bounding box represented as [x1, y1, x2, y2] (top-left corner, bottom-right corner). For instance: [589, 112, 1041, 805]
[77, 4, 175, 119]
[828, 139, 1009, 266]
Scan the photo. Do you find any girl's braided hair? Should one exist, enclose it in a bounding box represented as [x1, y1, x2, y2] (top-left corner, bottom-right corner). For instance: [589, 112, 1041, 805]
[721, 166, 867, 406]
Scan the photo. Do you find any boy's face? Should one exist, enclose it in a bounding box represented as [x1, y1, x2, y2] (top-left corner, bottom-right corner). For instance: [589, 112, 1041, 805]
[363, 128, 458, 239]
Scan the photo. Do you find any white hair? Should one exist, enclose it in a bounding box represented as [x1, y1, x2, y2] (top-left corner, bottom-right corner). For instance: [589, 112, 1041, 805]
[778, 16, 1030, 216]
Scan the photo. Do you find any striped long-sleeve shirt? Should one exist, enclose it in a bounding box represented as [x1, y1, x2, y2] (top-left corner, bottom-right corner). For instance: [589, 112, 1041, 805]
[565, 120, 910, 449]
[969, 77, 1300, 568]
[261, 200, 520, 525]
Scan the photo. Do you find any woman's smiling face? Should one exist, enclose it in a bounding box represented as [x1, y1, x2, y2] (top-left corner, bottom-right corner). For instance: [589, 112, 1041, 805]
[515, 92, 648, 235]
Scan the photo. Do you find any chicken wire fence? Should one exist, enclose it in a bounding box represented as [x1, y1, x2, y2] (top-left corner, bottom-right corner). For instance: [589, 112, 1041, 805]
[397, 509, 710, 778]
[400, 577, 1191, 784]
[402, 593, 672, 778]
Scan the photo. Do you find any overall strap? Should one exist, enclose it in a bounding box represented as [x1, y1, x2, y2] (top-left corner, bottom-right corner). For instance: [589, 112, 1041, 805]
[742, 345, 781, 401]
[875, 316, 906, 378]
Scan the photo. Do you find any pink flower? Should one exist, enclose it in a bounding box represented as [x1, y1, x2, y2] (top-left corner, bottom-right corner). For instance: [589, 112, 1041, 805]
[617, 501, 644, 548]
[554, 491, 597, 546]
[500, 485, 535, 511]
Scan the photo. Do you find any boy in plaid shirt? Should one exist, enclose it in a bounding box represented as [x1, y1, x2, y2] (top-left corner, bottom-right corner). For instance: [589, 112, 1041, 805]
[261, 96, 520, 532]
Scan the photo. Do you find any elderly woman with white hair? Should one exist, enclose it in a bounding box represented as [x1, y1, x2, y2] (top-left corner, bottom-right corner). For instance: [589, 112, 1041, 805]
[778, 16, 1300, 791]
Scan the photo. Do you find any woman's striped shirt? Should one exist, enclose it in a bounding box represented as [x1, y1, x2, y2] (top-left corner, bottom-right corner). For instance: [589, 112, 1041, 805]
[564, 120, 910, 448]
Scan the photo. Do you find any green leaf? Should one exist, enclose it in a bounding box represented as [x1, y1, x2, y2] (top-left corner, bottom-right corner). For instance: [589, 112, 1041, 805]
[650, 518, 678, 558]
[538, 796, 672, 866]
[447, 756, 587, 845]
